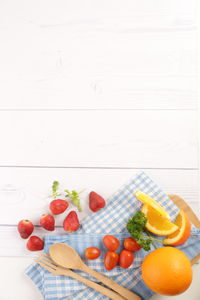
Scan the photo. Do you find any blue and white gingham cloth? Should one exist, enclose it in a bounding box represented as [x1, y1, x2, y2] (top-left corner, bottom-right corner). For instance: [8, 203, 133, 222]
[26, 171, 200, 300]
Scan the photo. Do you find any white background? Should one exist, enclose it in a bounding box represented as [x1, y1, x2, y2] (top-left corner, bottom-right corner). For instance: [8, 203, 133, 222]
[0, 0, 199, 299]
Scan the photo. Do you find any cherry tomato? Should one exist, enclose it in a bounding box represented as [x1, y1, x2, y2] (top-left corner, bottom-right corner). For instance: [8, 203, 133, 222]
[119, 250, 134, 269]
[124, 237, 141, 251]
[104, 251, 119, 270]
[85, 247, 101, 260]
[103, 235, 120, 251]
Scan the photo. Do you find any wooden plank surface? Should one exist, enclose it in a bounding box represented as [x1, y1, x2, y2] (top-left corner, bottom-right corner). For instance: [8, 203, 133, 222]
[0, 110, 197, 168]
[0, 0, 197, 110]
[0, 0, 199, 299]
[0, 168, 198, 256]
[0, 167, 199, 224]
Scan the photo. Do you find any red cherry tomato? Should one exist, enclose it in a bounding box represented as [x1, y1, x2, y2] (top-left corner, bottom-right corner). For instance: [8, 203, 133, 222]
[124, 237, 141, 251]
[85, 247, 101, 260]
[104, 251, 119, 270]
[119, 250, 134, 269]
[103, 235, 120, 251]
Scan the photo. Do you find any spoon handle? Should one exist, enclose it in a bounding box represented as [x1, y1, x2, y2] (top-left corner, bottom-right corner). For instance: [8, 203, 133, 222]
[60, 268, 126, 300]
[81, 264, 141, 300]
[168, 194, 200, 228]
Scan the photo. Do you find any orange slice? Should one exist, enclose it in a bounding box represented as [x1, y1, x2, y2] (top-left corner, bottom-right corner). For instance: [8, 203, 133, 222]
[163, 210, 191, 246]
[134, 190, 170, 219]
[141, 204, 178, 236]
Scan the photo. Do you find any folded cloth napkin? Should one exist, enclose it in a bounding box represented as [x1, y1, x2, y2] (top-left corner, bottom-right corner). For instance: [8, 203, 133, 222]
[26, 171, 200, 300]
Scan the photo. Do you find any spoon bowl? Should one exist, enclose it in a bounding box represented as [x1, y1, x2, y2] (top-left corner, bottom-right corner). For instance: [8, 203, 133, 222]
[49, 243, 83, 269]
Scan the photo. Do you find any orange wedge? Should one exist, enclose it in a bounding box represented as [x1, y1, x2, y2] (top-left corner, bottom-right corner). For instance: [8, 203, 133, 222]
[163, 210, 191, 246]
[134, 190, 170, 219]
[141, 204, 178, 236]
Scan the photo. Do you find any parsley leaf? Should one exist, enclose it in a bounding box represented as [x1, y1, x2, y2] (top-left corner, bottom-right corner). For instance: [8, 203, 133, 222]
[52, 181, 62, 198]
[65, 189, 82, 212]
[126, 211, 162, 251]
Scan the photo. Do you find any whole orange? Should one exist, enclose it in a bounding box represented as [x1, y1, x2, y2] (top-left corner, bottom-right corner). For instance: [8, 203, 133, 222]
[142, 247, 192, 295]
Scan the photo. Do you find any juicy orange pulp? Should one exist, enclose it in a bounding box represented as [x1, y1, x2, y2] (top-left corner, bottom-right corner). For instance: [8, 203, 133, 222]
[134, 190, 170, 219]
[141, 204, 178, 235]
[163, 210, 191, 246]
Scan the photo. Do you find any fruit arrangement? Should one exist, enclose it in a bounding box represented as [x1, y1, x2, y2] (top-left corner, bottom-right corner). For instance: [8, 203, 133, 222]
[17, 183, 194, 296]
[103, 235, 140, 270]
[84, 235, 140, 270]
[17, 181, 106, 251]
[128, 191, 193, 296]
[126, 191, 191, 251]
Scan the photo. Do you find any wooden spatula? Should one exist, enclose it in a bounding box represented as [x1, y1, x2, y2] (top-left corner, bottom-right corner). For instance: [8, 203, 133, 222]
[169, 194, 200, 264]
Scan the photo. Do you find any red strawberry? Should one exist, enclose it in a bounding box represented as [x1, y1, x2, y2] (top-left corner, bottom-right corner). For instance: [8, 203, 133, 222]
[89, 191, 106, 212]
[17, 219, 34, 239]
[63, 211, 80, 232]
[40, 214, 55, 231]
[26, 236, 44, 251]
[50, 199, 69, 215]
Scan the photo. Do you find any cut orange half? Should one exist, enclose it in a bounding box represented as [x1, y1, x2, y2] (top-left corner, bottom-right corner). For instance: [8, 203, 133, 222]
[163, 210, 191, 246]
[134, 190, 170, 219]
[141, 205, 178, 236]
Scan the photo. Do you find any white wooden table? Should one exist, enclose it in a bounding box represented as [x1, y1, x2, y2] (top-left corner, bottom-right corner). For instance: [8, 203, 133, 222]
[0, 0, 199, 299]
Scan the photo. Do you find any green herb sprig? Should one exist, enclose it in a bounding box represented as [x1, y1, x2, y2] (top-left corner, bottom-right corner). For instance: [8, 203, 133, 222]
[52, 181, 62, 198]
[65, 189, 83, 212]
[51, 181, 83, 212]
[126, 211, 163, 251]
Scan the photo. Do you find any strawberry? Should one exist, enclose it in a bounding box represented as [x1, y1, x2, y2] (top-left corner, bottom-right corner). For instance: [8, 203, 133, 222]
[17, 219, 34, 239]
[50, 199, 69, 215]
[40, 214, 55, 231]
[63, 211, 80, 232]
[89, 191, 106, 212]
[26, 236, 44, 251]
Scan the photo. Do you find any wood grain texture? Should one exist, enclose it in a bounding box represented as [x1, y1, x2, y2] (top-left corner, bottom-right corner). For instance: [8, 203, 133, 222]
[0, 110, 197, 168]
[0, 167, 198, 225]
[0, 0, 198, 299]
[0, 168, 198, 256]
[0, 0, 197, 110]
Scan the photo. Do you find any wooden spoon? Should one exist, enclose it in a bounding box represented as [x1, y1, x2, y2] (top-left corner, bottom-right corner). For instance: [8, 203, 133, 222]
[169, 194, 200, 265]
[168, 194, 200, 229]
[49, 243, 141, 300]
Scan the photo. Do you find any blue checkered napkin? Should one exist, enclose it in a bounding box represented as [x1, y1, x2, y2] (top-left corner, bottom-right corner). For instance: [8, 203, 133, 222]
[44, 233, 146, 276]
[81, 171, 179, 235]
[26, 228, 200, 300]
[26, 171, 200, 300]
[63, 229, 200, 300]
[31, 233, 147, 299]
